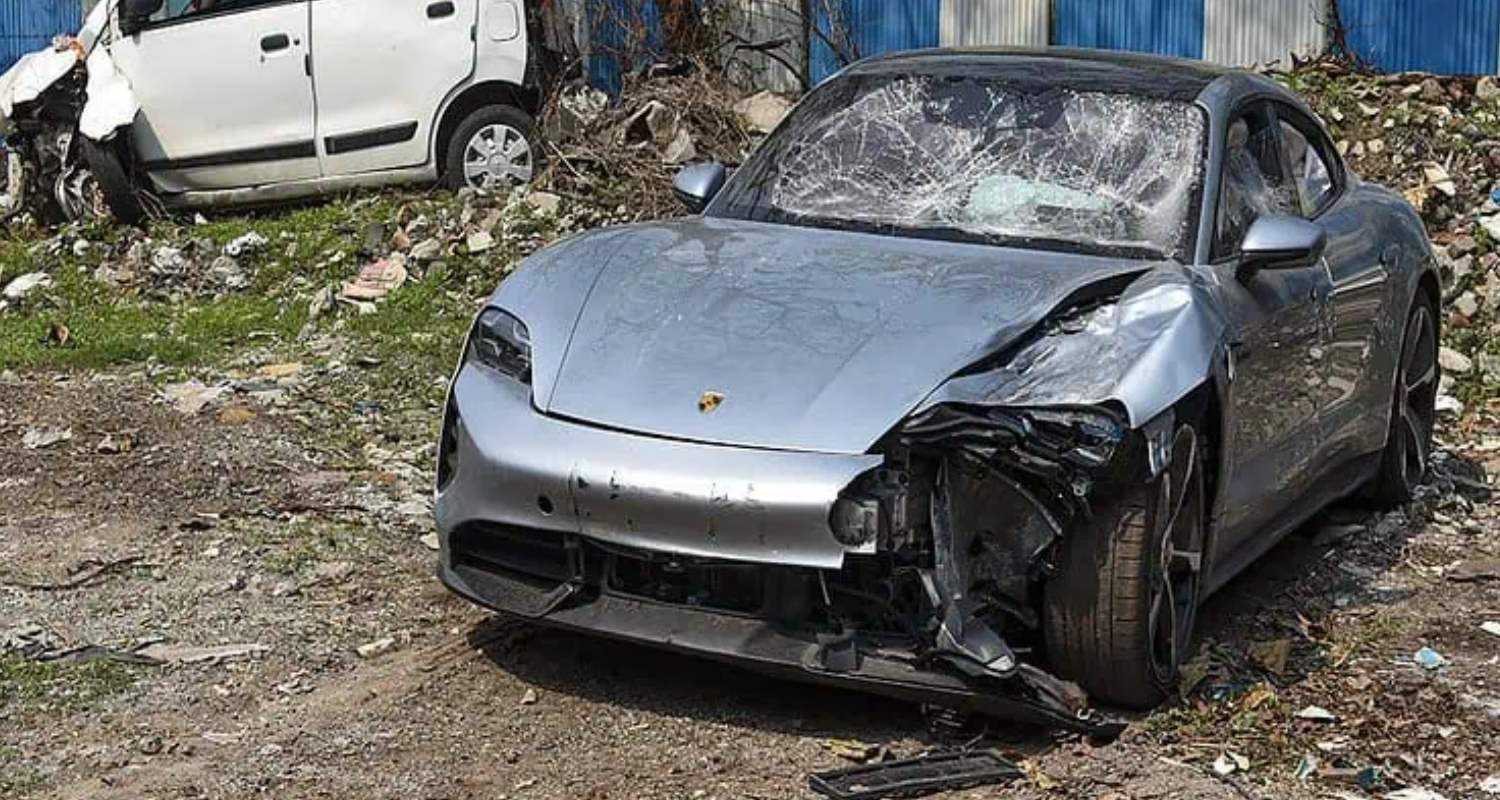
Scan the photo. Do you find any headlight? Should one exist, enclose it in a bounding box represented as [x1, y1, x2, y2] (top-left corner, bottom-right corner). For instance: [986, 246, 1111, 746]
[467, 308, 532, 383]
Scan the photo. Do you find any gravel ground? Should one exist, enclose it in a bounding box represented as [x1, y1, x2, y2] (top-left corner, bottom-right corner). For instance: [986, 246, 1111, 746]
[1, 367, 1497, 800]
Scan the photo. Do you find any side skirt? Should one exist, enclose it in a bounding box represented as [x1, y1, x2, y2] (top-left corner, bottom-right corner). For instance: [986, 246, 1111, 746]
[1203, 451, 1382, 597]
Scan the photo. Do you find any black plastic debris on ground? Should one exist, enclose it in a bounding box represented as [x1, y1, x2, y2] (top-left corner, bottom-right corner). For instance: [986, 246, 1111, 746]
[808, 749, 1022, 800]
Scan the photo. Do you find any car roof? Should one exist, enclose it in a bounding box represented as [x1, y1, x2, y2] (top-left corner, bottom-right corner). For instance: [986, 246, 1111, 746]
[845, 47, 1244, 103]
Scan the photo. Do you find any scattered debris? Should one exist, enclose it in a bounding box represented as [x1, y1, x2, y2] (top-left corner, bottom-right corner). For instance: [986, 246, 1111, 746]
[21, 425, 71, 449]
[1414, 646, 1449, 670]
[355, 637, 396, 659]
[223, 231, 268, 258]
[1249, 639, 1292, 675]
[2, 271, 51, 303]
[420, 532, 440, 551]
[1447, 558, 1500, 582]
[466, 230, 495, 254]
[1386, 788, 1450, 800]
[520, 688, 538, 706]
[1212, 751, 1250, 777]
[135, 642, 269, 665]
[735, 90, 794, 134]
[1481, 621, 1500, 638]
[162, 380, 229, 415]
[808, 749, 1021, 800]
[1296, 705, 1339, 723]
[822, 739, 880, 763]
[340, 258, 409, 301]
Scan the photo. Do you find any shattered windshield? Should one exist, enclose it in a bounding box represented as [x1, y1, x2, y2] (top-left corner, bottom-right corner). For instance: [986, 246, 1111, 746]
[713, 72, 1208, 260]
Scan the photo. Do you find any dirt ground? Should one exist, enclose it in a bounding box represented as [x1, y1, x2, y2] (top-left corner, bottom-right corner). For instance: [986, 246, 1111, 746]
[1, 366, 1497, 800]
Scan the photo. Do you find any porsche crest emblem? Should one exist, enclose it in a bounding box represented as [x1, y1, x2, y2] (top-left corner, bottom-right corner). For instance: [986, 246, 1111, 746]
[698, 391, 726, 414]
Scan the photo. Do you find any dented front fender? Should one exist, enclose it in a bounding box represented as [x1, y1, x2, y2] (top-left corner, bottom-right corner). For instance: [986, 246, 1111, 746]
[915, 265, 1230, 430]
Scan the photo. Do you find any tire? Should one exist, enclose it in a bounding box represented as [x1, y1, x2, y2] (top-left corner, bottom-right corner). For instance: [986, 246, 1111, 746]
[441, 105, 537, 192]
[80, 135, 148, 226]
[1367, 296, 1439, 506]
[1043, 423, 1207, 709]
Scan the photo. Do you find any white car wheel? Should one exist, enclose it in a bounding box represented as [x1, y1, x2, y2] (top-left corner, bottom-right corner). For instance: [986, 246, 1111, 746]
[461, 123, 534, 192]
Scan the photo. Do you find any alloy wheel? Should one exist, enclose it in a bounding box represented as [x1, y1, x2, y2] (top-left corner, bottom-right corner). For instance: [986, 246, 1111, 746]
[462, 123, 533, 192]
[1394, 304, 1439, 491]
[1148, 427, 1205, 688]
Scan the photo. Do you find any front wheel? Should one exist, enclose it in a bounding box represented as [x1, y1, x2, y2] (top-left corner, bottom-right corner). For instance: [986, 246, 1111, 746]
[442, 105, 537, 193]
[1043, 423, 1207, 709]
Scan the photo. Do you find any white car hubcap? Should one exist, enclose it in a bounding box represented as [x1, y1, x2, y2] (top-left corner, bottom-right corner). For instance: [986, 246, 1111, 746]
[462, 123, 533, 191]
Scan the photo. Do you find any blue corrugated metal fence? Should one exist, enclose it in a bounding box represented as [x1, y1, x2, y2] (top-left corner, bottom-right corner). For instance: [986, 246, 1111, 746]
[0, 0, 82, 73]
[1342, 0, 1500, 75]
[582, 0, 1500, 94]
[810, 0, 942, 84]
[1052, 0, 1204, 59]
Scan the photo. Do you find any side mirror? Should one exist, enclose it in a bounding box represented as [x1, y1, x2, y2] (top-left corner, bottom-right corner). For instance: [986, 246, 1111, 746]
[118, 0, 164, 36]
[672, 162, 727, 214]
[1238, 215, 1327, 280]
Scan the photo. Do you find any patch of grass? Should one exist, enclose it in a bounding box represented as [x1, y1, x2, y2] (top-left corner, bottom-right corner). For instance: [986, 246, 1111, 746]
[0, 746, 45, 797]
[0, 655, 142, 715]
[255, 518, 369, 576]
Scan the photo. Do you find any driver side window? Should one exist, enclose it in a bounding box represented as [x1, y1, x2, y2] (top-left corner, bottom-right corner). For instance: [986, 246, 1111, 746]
[1215, 106, 1297, 259]
[153, 0, 282, 22]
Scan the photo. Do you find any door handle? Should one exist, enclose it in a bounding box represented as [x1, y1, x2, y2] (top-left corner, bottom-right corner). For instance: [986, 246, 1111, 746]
[261, 33, 291, 52]
[427, 1, 456, 18]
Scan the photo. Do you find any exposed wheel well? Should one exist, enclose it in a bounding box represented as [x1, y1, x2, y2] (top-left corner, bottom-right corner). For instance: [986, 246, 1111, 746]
[434, 81, 540, 174]
[1173, 381, 1223, 569]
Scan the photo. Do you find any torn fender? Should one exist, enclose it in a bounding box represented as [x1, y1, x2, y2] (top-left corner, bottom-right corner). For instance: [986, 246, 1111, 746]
[0, 35, 138, 142]
[79, 48, 138, 141]
[915, 266, 1230, 429]
[0, 48, 80, 127]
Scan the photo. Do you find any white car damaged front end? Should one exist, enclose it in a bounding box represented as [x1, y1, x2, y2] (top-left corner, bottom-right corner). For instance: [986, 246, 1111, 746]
[0, 3, 142, 223]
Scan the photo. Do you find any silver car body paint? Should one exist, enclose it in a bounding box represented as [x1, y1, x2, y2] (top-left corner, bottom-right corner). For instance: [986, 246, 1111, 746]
[439, 364, 882, 569]
[515, 216, 1153, 454]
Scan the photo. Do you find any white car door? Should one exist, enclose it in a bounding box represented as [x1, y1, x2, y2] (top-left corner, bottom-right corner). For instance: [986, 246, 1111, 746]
[108, 0, 317, 192]
[311, 0, 478, 176]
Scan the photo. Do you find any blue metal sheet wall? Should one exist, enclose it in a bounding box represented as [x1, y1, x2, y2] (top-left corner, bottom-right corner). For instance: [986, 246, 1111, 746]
[0, 0, 82, 73]
[587, 0, 666, 96]
[810, 0, 941, 84]
[1052, 0, 1204, 59]
[1343, 0, 1500, 75]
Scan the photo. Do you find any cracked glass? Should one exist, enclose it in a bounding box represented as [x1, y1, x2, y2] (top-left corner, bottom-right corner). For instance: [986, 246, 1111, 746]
[714, 73, 1209, 261]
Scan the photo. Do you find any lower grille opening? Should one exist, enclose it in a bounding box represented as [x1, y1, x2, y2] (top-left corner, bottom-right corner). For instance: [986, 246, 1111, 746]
[451, 523, 571, 589]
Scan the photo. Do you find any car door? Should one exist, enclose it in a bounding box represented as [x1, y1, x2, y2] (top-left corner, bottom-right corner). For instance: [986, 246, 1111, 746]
[1212, 101, 1334, 562]
[108, 0, 318, 192]
[310, 0, 479, 177]
[1271, 103, 1391, 469]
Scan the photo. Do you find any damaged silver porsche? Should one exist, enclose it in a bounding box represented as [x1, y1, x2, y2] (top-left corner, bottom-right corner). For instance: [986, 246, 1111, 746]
[436, 49, 1440, 733]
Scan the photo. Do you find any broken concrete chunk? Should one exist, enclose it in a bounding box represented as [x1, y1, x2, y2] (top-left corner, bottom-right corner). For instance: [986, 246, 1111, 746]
[467, 230, 495, 254]
[663, 126, 697, 166]
[207, 256, 248, 292]
[409, 239, 443, 262]
[162, 380, 229, 416]
[526, 191, 562, 216]
[22, 426, 73, 450]
[2, 271, 51, 302]
[356, 637, 396, 659]
[136, 642, 269, 665]
[222, 232, 268, 258]
[340, 259, 408, 301]
[1295, 705, 1339, 723]
[734, 91, 794, 134]
[1439, 346, 1473, 374]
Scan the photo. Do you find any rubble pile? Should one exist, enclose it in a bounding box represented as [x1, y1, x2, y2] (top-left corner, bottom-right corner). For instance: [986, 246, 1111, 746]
[1285, 65, 1500, 397]
[538, 61, 776, 221]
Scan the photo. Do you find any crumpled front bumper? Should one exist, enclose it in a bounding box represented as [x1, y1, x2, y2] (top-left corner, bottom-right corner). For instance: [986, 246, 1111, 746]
[434, 366, 1124, 736]
[436, 364, 883, 569]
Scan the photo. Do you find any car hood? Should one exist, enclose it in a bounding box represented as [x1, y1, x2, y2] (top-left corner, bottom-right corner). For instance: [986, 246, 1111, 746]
[534, 217, 1154, 454]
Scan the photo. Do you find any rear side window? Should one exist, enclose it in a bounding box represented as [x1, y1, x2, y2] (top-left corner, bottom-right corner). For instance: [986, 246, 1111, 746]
[1277, 117, 1337, 216]
[1215, 109, 1297, 258]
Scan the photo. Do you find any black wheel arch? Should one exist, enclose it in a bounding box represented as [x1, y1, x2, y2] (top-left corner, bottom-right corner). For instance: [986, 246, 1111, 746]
[433, 81, 542, 172]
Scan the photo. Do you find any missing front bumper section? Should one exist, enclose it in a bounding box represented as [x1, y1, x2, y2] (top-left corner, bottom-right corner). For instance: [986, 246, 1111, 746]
[441, 525, 1124, 737]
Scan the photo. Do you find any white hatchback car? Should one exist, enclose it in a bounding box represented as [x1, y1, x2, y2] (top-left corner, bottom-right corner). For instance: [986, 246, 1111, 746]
[1, 0, 540, 220]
